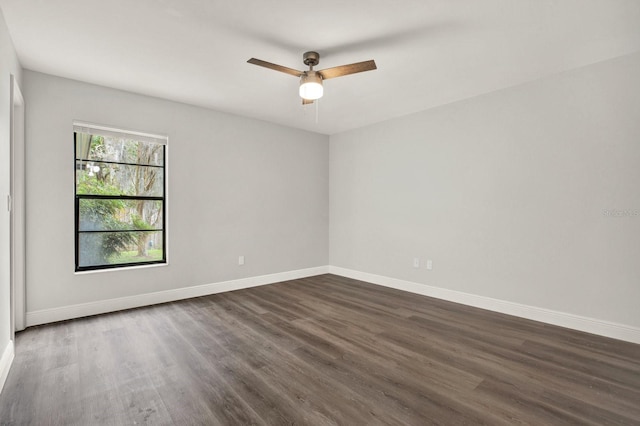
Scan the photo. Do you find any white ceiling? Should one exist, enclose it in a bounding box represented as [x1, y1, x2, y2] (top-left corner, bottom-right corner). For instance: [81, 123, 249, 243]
[1, 0, 640, 135]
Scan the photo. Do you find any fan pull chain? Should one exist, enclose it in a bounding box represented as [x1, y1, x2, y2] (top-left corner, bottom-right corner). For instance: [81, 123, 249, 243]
[315, 99, 319, 124]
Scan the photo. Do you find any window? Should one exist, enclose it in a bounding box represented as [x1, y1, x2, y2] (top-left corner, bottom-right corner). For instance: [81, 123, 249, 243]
[74, 123, 167, 271]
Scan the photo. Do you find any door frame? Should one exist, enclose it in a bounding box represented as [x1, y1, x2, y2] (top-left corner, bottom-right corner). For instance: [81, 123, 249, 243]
[10, 75, 26, 335]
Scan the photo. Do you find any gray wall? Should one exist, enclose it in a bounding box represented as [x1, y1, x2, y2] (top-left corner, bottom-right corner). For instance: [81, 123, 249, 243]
[0, 8, 22, 363]
[15, 49, 640, 335]
[24, 71, 328, 313]
[330, 52, 640, 328]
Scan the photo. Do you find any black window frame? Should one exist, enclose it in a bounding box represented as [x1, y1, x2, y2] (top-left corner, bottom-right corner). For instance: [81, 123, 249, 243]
[74, 129, 167, 272]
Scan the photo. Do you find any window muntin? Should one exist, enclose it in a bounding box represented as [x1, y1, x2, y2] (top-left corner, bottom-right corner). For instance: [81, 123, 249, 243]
[74, 124, 167, 271]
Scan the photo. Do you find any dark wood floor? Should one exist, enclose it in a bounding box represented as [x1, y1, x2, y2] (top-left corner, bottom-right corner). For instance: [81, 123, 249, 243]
[1, 274, 639, 425]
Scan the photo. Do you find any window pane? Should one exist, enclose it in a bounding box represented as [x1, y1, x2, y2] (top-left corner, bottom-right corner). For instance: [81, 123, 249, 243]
[120, 139, 164, 167]
[75, 133, 92, 160]
[78, 231, 164, 268]
[76, 161, 164, 197]
[79, 199, 163, 231]
[75, 133, 164, 166]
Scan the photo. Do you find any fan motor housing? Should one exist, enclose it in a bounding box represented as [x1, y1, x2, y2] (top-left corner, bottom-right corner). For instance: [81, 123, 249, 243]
[303, 51, 320, 67]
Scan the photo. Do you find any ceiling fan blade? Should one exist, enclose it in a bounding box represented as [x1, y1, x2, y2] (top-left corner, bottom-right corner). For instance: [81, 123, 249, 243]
[318, 60, 377, 80]
[247, 58, 303, 77]
[302, 98, 314, 105]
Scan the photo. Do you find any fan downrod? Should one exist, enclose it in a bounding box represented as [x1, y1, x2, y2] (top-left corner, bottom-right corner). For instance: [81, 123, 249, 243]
[303, 51, 320, 68]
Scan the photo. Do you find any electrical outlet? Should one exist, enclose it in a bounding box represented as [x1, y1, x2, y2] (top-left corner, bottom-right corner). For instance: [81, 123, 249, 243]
[238, 255, 245, 266]
[426, 259, 433, 270]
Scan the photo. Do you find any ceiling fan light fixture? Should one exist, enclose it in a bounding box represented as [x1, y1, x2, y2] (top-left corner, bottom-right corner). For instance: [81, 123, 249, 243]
[248, 51, 376, 103]
[299, 71, 323, 100]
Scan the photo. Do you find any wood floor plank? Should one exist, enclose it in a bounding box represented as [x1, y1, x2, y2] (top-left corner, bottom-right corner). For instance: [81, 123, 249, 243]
[1, 274, 639, 425]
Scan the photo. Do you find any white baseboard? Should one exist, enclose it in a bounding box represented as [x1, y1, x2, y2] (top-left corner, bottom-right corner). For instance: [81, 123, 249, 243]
[329, 266, 640, 344]
[0, 340, 15, 394]
[26, 266, 329, 327]
[23, 264, 640, 344]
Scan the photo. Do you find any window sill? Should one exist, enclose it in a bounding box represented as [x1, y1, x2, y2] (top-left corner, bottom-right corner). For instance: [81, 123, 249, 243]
[74, 261, 169, 275]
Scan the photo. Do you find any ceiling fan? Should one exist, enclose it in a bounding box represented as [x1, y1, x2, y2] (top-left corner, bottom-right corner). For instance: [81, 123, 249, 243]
[247, 51, 377, 105]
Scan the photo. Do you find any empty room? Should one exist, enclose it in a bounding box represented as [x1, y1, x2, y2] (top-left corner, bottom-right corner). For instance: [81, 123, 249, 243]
[1, 0, 639, 424]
